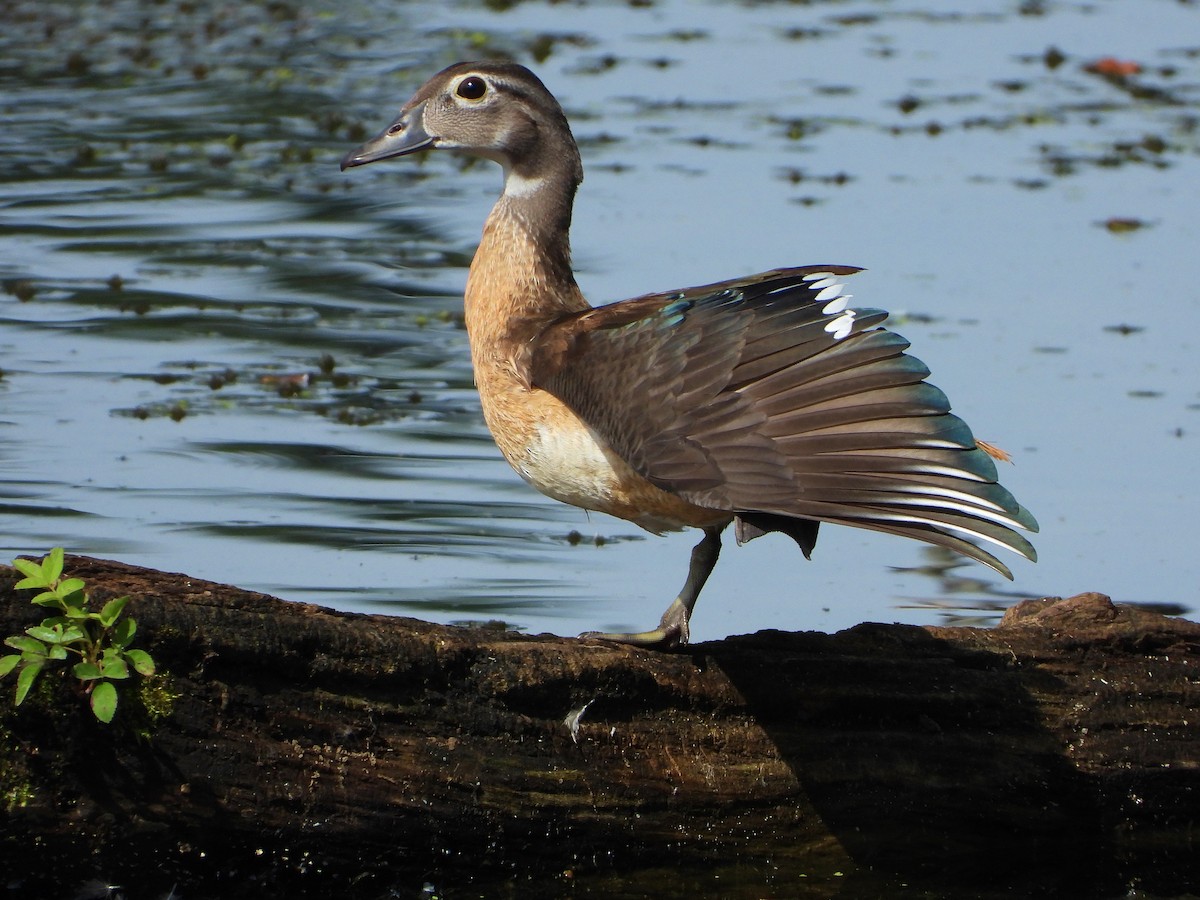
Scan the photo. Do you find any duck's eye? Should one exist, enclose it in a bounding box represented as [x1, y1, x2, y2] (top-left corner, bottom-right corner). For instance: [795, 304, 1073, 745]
[456, 76, 488, 101]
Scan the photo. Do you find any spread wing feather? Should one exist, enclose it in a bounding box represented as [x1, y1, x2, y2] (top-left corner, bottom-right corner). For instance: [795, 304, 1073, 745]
[531, 265, 1037, 575]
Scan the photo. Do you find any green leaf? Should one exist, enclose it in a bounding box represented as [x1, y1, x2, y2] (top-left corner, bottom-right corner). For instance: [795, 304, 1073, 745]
[26, 625, 62, 643]
[63, 605, 90, 619]
[90, 681, 117, 723]
[11, 558, 45, 582]
[15, 661, 43, 705]
[62, 591, 88, 611]
[11, 561, 48, 588]
[99, 596, 129, 628]
[73, 661, 102, 680]
[61, 590, 87, 612]
[4, 636, 47, 656]
[124, 649, 156, 676]
[57, 578, 86, 597]
[100, 656, 129, 680]
[47, 645, 68, 661]
[30, 591, 62, 607]
[43, 547, 64, 583]
[60, 625, 86, 644]
[112, 618, 136, 648]
[0, 655, 19, 678]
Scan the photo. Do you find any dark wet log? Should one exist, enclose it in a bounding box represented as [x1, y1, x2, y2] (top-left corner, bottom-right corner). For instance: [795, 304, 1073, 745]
[1, 557, 1198, 899]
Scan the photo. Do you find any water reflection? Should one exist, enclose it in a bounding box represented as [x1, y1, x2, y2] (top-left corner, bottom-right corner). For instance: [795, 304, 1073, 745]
[893, 546, 1057, 626]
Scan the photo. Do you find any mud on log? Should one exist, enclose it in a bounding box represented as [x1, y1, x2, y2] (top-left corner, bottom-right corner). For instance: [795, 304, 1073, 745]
[1, 557, 1198, 899]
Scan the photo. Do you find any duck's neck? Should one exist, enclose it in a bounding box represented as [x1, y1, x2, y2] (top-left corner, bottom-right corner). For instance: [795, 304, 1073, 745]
[464, 170, 589, 368]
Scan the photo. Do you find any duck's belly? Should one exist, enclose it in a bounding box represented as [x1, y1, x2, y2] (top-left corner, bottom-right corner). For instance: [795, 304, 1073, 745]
[482, 387, 729, 534]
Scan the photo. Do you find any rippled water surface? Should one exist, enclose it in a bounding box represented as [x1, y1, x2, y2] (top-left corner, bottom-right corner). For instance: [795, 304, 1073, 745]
[2, 0, 1198, 642]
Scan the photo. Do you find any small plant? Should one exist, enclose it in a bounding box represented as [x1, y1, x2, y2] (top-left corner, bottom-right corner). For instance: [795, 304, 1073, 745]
[0, 548, 155, 723]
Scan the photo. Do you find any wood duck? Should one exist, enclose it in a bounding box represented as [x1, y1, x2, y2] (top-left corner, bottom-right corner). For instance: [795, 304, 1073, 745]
[341, 61, 1038, 647]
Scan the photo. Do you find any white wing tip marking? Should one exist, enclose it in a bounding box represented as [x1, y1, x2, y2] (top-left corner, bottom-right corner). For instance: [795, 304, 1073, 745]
[814, 283, 844, 303]
[822, 293, 852, 315]
[824, 309, 857, 340]
[801, 272, 858, 330]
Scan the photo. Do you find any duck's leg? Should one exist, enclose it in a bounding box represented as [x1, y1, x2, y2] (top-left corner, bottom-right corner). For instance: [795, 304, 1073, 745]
[581, 525, 724, 649]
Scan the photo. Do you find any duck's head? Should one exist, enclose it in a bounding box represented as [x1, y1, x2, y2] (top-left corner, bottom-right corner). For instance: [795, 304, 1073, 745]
[340, 61, 583, 192]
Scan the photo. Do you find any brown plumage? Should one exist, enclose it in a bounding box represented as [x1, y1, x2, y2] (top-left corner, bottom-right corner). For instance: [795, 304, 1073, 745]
[342, 61, 1038, 646]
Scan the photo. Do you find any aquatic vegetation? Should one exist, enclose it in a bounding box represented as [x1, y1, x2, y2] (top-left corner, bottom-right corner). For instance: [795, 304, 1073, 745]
[0, 548, 156, 724]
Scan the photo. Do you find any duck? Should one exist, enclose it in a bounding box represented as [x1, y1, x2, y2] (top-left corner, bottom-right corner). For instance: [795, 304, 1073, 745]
[340, 61, 1037, 647]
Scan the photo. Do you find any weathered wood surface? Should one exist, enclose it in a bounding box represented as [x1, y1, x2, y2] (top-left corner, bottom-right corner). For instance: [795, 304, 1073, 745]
[1, 556, 1198, 899]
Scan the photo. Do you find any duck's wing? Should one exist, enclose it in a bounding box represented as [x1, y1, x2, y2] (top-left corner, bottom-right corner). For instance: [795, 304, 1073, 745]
[530, 265, 1037, 575]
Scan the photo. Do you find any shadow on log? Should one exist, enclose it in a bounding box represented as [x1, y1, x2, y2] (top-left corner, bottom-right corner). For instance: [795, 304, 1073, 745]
[1, 556, 1198, 899]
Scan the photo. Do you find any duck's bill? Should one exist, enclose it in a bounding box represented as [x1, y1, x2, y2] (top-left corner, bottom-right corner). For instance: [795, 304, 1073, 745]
[340, 102, 433, 170]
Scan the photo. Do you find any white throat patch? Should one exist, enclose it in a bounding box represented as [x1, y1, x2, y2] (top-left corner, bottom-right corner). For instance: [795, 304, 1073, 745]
[503, 171, 548, 199]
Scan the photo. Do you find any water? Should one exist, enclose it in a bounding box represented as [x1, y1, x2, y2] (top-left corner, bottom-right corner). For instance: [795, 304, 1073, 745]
[1, 0, 1198, 644]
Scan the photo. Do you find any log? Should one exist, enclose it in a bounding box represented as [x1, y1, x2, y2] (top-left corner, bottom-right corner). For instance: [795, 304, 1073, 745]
[1, 556, 1198, 899]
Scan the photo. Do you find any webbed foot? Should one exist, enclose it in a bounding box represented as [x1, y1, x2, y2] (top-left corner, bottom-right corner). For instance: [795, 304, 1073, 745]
[578, 525, 724, 650]
[579, 597, 691, 649]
